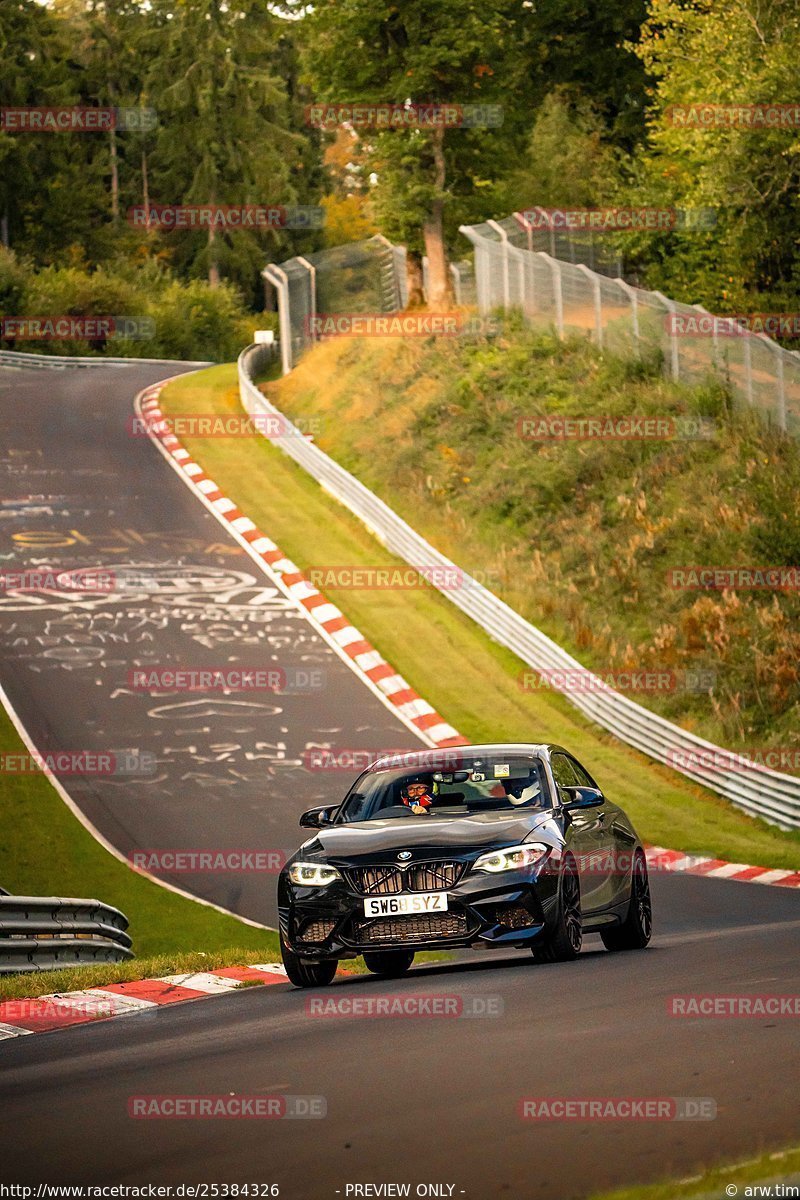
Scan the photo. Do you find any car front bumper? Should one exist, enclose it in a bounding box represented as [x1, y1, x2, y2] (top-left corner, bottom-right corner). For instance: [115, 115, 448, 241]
[279, 864, 561, 959]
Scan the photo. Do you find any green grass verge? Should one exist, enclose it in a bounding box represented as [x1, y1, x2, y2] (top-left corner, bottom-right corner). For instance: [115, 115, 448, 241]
[158, 365, 800, 869]
[0, 700, 280, 969]
[0, 947, 280, 1003]
[588, 1145, 800, 1200]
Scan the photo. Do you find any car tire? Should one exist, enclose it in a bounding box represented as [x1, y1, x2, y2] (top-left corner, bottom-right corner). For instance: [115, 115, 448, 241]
[280, 941, 338, 988]
[362, 950, 415, 978]
[601, 850, 652, 951]
[532, 856, 582, 962]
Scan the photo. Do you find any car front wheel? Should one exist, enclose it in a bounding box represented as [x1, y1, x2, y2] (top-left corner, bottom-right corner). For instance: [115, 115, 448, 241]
[362, 950, 415, 978]
[281, 941, 338, 988]
[601, 850, 652, 951]
[532, 857, 582, 962]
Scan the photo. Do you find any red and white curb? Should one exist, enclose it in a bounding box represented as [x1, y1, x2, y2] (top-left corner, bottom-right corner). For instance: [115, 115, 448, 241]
[646, 846, 800, 888]
[136, 381, 465, 751]
[0, 964, 289, 1039]
[135, 378, 799, 899]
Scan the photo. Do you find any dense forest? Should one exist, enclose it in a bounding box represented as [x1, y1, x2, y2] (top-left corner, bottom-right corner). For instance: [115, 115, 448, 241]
[1, 0, 798, 353]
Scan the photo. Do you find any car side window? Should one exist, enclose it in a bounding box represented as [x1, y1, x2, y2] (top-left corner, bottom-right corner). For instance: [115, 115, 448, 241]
[550, 754, 579, 789]
[568, 756, 596, 788]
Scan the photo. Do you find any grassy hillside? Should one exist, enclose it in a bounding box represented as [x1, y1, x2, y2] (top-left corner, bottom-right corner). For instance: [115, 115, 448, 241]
[268, 324, 800, 760]
[157, 366, 800, 868]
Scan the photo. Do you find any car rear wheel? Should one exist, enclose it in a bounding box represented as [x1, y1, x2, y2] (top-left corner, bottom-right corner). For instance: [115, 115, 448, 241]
[281, 941, 338, 988]
[601, 851, 652, 951]
[532, 857, 582, 962]
[362, 950, 415, 978]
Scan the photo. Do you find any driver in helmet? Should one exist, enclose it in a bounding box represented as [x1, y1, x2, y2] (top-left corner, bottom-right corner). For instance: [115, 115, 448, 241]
[505, 771, 544, 808]
[400, 775, 435, 815]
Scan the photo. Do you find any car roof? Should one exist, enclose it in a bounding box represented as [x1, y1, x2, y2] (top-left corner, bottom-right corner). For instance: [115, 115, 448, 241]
[368, 743, 562, 773]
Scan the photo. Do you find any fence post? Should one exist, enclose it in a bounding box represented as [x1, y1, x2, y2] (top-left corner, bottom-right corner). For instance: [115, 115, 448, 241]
[487, 219, 510, 308]
[262, 264, 292, 375]
[614, 279, 640, 356]
[653, 291, 680, 380]
[576, 263, 603, 349]
[295, 256, 316, 344]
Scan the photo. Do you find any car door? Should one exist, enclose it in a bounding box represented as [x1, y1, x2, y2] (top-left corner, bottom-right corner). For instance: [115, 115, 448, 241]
[551, 752, 608, 914]
[568, 753, 623, 911]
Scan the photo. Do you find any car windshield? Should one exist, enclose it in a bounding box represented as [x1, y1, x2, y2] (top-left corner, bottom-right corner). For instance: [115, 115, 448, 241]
[337, 755, 549, 823]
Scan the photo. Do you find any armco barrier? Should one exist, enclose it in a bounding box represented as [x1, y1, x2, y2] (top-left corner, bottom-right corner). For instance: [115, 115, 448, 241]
[0, 349, 213, 370]
[238, 341, 800, 830]
[0, 895, 133, 973]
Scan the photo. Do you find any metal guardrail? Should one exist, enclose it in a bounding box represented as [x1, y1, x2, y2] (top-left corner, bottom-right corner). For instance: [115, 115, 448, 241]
[238, 341, 800, 830]
[0, 349, 213, 370]
[0, 895, 133, 973]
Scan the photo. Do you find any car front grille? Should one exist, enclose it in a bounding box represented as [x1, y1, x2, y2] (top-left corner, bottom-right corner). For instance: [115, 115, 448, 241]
[354, 912, 469, 944]
[345, 861, 464, 895]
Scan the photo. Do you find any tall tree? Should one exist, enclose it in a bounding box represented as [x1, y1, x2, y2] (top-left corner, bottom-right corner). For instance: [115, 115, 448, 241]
[147, 0, 301, 288]
[301, 0, 520, 306]
[629, 0, 800, 307]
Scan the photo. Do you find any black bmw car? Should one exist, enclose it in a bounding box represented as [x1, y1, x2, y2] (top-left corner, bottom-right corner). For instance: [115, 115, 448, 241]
[278, 743, 652, 987]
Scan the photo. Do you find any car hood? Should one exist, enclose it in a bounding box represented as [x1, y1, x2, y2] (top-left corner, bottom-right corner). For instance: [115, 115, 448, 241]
[303, 809, 554, 861]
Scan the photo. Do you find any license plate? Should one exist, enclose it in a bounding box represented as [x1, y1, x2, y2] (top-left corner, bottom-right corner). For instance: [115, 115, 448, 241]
[363, 892, 449, 918]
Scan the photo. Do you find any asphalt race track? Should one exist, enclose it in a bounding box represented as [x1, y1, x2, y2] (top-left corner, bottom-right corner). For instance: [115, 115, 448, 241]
[1, 874, 799, 1196]
[0, 363, 421, 925]
[1, 363, 798, 1198]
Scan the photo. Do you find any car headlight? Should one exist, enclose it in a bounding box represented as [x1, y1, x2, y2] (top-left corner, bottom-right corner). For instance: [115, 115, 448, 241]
[288, 862, 342, 887]
[472, 843, 550, 874]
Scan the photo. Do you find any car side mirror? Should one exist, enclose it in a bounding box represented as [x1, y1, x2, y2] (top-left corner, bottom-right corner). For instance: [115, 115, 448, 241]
[299, 805, 333, 829]
[561, 786, 604, 811]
